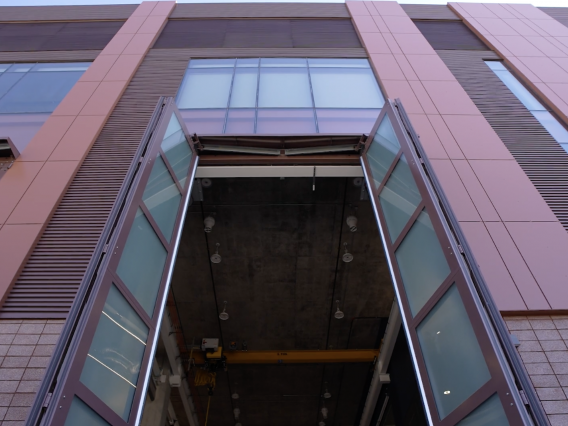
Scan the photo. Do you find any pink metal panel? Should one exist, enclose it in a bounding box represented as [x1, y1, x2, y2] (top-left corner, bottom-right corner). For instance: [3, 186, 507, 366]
[451, 160, 501, 221]
[505, 222, 568, 310]
[405, 54, 456, 81]
[406, 113, 448, 159]
[469, 160, 558, 222]
[79, 54, 119, 82]
[460, 221, 527, 312]
[426, 114, 465, 159]
[442, 115, 514, 160]
[475, 17, 519, 36]
[421, 81, 480, 115]
[393, 54, 418, 80]
[485, 222, 550, 311]
[430, 159, 481, 222]
[361, 33, 391, 54]
[408, 80, 438, 114]
[369, 53, 405, 80]
[18, 116, 75, 162]
[48, 116, 107, 162]
[0, 162, 43, 224]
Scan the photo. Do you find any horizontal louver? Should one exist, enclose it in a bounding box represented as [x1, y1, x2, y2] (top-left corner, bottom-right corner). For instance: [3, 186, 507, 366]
[539, 7, 568, 28]
[401, 4, 460, 20]
[0, 21, 124, 52]
[154, 19, 362, 49]
[0, 5, 136, 21]
[438, 50, 568, 230]
[414, 21, 490, 51]
[170, 3, 350, 18]
[0, 50, 189, 319]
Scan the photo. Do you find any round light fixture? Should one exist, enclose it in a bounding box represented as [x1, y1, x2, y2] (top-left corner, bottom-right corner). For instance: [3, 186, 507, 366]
[211, 243, 222, 264]
[342, 243, 353, 263]
[334, 300, 344, 320]
[219, 301, 229, 321]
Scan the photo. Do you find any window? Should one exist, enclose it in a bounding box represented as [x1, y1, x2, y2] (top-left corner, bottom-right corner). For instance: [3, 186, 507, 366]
[176, 58, 384, 135]
[485, 61, 568, 153]
[0, 62, 90, 151]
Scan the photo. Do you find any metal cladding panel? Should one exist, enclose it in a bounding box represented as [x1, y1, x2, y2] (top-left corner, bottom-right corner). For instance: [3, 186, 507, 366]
[151, 47, 367, 58]
[0, 5, 136, 21]
[438, 50, 568, 230]
[171, 3, 350, 18]
[154, 19, 362, 49]
[414, 21, 490, 51]
[401, 4, 460, 20]
[539, 7, 568, 27]
[0, 50, 189, 319]
[0, 21, 124, 52]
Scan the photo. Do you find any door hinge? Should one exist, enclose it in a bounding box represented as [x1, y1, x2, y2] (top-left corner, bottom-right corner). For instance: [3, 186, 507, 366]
[457, 245, 464, 254]
[102, 244, 109, 253]
[43, 392, 53, 408]
[419, 158, 424, 164]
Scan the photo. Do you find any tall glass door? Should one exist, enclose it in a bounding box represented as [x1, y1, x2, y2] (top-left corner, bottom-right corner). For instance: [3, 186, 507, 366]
[361, 100, 531, 426]
[45, 98, 198, 426]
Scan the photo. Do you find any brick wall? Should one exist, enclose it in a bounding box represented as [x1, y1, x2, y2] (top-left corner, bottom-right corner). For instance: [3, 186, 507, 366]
[505, 315, 568, 426]
[0, 319, 63, 425]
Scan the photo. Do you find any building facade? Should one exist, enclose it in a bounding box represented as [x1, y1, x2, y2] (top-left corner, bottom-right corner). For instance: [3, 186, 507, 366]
[1, 1, 568, 425]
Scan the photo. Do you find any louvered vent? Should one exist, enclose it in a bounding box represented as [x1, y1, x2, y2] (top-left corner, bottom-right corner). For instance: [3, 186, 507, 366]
[0, 5, 136, 21]
[401, 4, 459, 20]
[414, 21, 489, 51]
[0, 50, 189, 319]
[170, 3, 350, 18]
[539, 7, 568, 28]
[0, 22, 125, 52]
[438, 50, 568, 230]
[154, 19, 362, 49]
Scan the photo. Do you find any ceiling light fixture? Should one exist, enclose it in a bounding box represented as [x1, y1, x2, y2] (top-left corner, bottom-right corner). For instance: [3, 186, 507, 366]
[204, 216, 215, 233]
[342, 243, 353, 263]
[233, 408, 241, 419]
[319, 422, 326, 426]
[346, 215, 358, 232]
[334, 300, 344, 320]
[323, 388, 331, 399]
[211, 243, 222, 264]
[321, 407, 328, 419]
[219, 301, 229, 321]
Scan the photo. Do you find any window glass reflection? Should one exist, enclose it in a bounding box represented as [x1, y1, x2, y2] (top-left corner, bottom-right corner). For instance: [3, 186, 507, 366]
[161, 113, 193, 189]
[142, 155, 181, 242]
[64, 397, 111, 426]
[395, 209, 451, 316]
[116, 209, 168, 317]
[175, 58, 385, 135]
[457, 394, 509, 426]
[177, 68, 233, 109]
[366, 115, 401, 190]
[310, 68, 384, 108]
[258, 67, 312, 108]
[256, 108, 316, 134]
[379, 154, 422, 242]
[417, 284, 491, 419]
[80, 285, 149, 421]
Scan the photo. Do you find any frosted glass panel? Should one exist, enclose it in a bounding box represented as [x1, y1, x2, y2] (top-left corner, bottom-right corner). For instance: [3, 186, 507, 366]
[417, 285, 491, 419]
[396, 209, 451, 315]
[179, 109, 225, 135]
[116, 209, 168, 316]
[142, 155, 181, 242]
[226, 109, 255, 133]
[177, 68, 233, 109]
[161, 114, 193, 189]
[310, 68, 384, 108]
[64, 397, 110, 426]
[457, 394, 509, 426]
[80, 285, 148, 421]
[256, 109, 316, 133]
[379, 154, 422, 242]
[230, 68, 258, 108]
[258, 68, 312, 107]
[366, 115, 401, 190]
[316, 109, 380, 134]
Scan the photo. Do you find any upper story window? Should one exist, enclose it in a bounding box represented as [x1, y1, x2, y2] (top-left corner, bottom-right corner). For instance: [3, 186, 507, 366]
[485, 61, 568, 153]
[0, 62, 90, 152]
[176, 58, 385, 135]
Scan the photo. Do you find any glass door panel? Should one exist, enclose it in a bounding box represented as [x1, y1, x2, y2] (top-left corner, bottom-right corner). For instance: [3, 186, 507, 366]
[46, 98, 199, 426]
[360, 100, 530, 426]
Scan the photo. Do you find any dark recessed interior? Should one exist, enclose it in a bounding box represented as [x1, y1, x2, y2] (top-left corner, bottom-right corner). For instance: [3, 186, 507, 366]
[161, 175, 425, 426]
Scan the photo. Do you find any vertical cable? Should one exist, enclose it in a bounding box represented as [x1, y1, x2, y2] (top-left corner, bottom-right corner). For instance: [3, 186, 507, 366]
[254, 58, 260, 134]
[306, 57, 319, 133]
[223, 59, 237, 134]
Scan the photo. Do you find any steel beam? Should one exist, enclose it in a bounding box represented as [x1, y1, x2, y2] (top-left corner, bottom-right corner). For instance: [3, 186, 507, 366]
[192, 349, 379, 364]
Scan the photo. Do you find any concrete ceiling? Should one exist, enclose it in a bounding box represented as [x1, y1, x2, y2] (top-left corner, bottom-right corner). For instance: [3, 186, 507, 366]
[170, 176, 396, 426]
